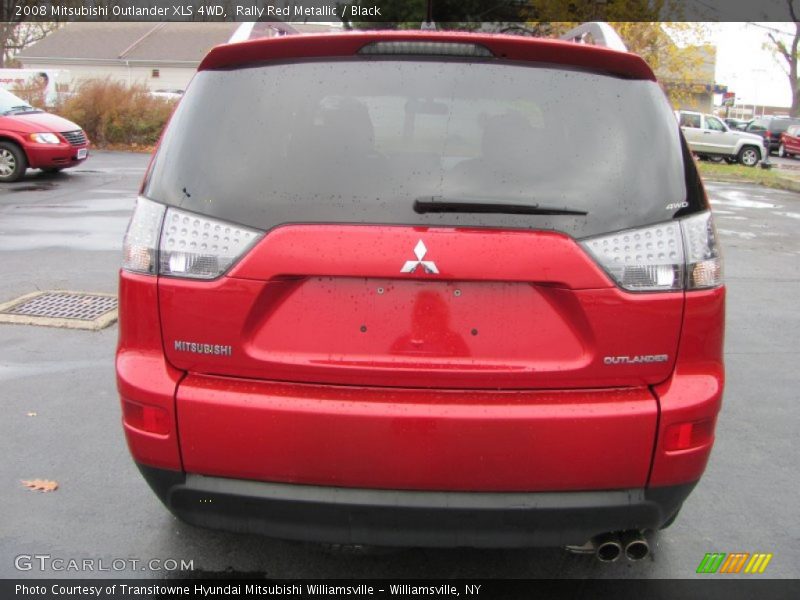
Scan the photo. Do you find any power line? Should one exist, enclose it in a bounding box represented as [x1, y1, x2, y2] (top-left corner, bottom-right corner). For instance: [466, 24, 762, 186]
[745, 22, 795, 37]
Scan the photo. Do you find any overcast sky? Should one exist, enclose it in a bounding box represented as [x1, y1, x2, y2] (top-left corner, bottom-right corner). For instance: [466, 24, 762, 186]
[713, 22, 795, 108]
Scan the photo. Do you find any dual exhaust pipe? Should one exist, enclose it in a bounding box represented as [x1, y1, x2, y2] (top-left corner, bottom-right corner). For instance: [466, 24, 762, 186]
[595, 530, 649, 562]
[568, 530, 650, 562]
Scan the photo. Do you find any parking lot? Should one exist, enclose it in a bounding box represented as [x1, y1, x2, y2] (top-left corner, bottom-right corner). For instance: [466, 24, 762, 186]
[0, 151, 798, 579]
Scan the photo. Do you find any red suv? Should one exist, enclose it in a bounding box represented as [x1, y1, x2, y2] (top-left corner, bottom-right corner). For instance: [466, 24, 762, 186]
[778, 124, 800, 158]
[118, 29, 725, 561]
[0, 88, 89, 182]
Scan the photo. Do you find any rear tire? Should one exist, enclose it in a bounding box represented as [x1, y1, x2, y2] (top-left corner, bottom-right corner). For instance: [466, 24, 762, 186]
[737, 145, 760, 167]
[0, 141, 27, 183]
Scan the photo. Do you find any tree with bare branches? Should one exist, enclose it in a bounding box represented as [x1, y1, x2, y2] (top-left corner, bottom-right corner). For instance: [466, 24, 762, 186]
[765, 2, 800, 116]
[1, 21, 61, 68]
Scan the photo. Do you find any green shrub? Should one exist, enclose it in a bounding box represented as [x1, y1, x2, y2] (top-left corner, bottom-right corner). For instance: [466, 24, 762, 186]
[55, 79, 177, 146]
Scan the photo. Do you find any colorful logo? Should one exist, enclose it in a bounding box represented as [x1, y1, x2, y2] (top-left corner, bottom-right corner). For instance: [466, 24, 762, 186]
[696, 552, 773, 574]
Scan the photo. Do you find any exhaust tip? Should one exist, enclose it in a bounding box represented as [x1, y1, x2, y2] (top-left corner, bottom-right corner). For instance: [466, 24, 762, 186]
[597, 541, 622, 562]
[621, 530, 650, 561]
[626, 540, 649, 561]
[594, 533, 622, 562]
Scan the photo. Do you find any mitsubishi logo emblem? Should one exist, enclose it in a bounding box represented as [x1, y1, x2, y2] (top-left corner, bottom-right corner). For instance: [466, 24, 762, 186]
[400, 240, 439, 274]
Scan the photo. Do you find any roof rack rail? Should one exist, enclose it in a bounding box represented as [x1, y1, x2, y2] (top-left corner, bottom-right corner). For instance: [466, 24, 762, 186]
[559, 22, 627, 52]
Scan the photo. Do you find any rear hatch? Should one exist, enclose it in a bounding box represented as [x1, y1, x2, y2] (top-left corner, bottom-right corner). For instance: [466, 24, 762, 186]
[158, 224, 683, 389]
[142, 39, 703, 489]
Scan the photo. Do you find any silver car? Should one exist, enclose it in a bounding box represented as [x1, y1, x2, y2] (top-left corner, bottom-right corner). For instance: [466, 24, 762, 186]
[676, 110, 764, 167]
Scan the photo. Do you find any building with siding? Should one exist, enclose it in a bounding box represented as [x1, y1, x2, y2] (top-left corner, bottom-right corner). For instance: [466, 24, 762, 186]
[14, 22, 337, 94]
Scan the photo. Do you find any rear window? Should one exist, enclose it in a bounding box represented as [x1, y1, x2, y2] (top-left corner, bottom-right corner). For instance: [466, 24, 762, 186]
[145, 59, 695, 239]
[771, 119, 800, 134]
[680, 113, 701, 128]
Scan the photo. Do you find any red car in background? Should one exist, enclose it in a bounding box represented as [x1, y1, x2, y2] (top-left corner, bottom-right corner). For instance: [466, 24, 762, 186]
[0, 88, 89, 182]
[778, 124, 800, 158]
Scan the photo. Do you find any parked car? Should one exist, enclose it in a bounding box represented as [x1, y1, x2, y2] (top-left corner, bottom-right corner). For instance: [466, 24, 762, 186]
[723, 117, 748, 131]
[745, 116, 800, 154]
[677, 109, 764, 166]
[149, 88, 184, 100]
[778, 124, 800, 158]
[0, 88, 88, 182]
[119, 27, 725, 559]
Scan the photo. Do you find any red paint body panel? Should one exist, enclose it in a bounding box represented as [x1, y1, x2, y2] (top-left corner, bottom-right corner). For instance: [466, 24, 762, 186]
[199, 31, 656, 82]
[1, 111, 82, 134]
[116, 271, 182, 471]
[649, 287, 725, 487]
[229, 225, 611, 287]
[158, 225, 684, 389]
[126, 273, 724, 491]
[23, 142, 87, 169]
[177, 376, 657, 491]
[780, 130, 800, 154]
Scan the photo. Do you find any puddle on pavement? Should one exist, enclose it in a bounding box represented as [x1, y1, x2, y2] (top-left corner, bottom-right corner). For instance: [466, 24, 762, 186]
[10, 205, 88, 210]
[8, 183, 56, 193]
[709, 188, 781, 210]
[711, 197, 778, 209]
[772, 211, 800, 220]
[0, 359, 109, 382]
[0, 213, 129, 251]
[717, 228, 757, 239]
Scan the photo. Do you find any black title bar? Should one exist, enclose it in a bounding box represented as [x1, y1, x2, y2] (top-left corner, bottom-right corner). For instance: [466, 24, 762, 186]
[0, 0, 798, 23]
[4, 579, 800, 600]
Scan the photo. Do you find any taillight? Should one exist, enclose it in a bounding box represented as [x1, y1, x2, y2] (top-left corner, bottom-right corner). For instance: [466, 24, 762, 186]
[122, 197, 165, 275]
[122, 197, 263, 279]
[358, 41, 494, 58]
[159, 207, 261, 279]
[580, 211, 722, 292]
[581, 221, 684, 292]
[681, 211, 723, 289]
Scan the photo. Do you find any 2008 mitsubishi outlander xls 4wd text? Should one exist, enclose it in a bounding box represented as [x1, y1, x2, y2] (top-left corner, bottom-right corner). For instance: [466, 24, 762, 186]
[117, 27, 725, 561]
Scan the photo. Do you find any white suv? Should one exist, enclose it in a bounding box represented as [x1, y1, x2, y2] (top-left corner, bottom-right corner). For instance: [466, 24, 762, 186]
[676, 110, 764, 167]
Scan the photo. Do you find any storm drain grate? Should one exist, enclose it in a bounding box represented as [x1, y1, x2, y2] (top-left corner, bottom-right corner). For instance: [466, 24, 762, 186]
[0, 291, 118, 330]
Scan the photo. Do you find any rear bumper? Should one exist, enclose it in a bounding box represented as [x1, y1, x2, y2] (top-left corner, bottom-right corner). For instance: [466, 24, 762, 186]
[174, 376, 658, 491]
[139, 463, 694, 548]
[117, 275, 723, 544]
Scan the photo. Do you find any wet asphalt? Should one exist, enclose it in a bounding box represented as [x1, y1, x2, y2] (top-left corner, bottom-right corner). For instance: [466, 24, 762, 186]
[0, 151, 798, 580]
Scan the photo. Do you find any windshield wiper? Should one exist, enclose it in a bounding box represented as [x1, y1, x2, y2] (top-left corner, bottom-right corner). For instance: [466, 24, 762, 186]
[414, 197, 588, 216]
[3, 105, 36, 115]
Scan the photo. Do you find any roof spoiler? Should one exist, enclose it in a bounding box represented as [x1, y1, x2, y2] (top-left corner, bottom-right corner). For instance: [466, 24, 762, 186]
[201, 30, 654, 80]
[559, 22, 627, 52]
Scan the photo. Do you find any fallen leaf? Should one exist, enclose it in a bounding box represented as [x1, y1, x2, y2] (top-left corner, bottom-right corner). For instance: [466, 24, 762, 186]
[21, 479, 58, 492]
